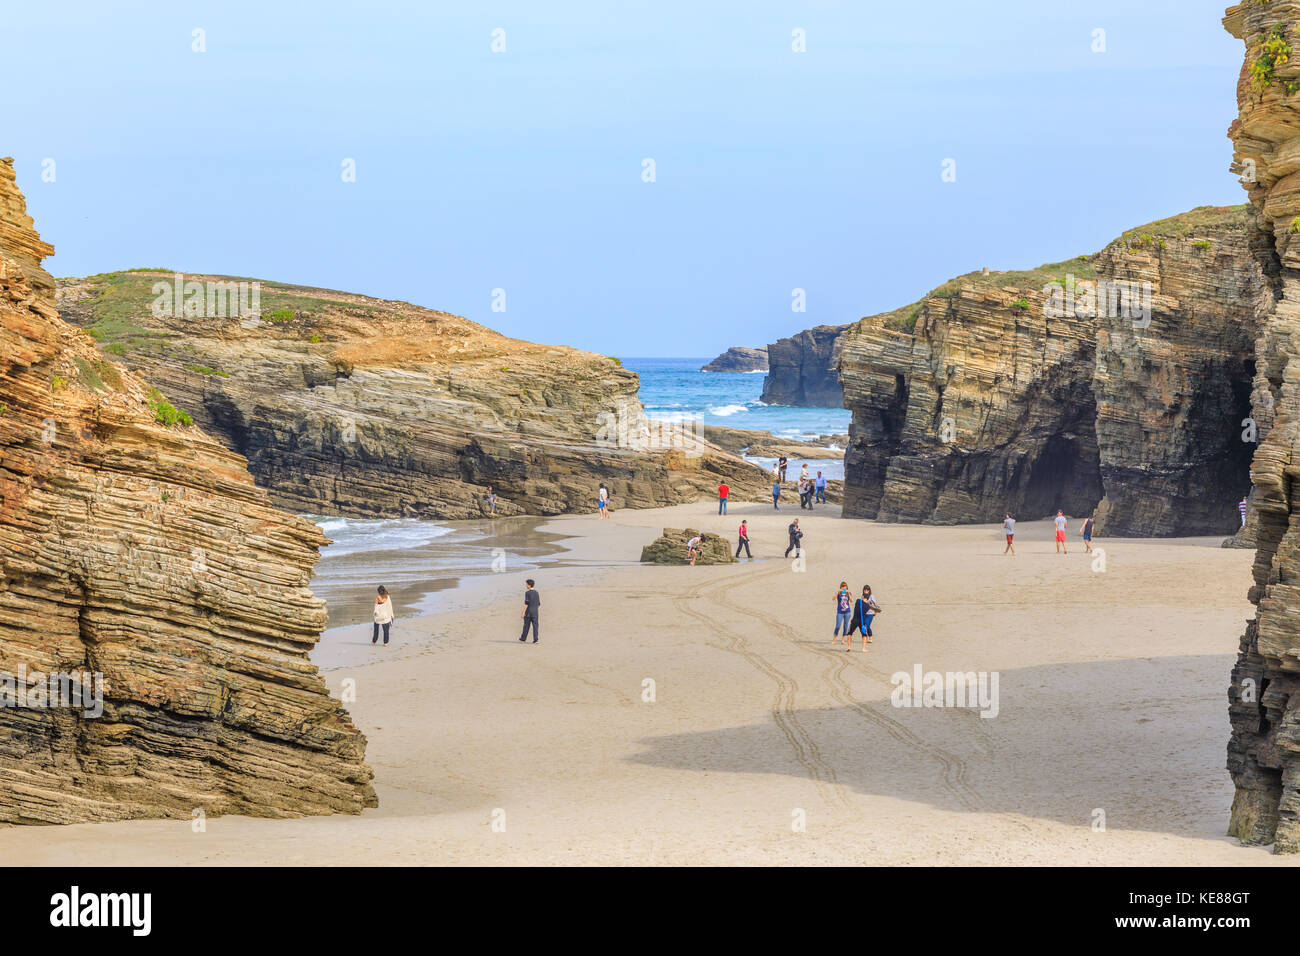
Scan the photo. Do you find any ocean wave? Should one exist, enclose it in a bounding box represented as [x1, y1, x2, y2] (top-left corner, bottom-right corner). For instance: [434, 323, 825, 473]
[708, 403, 749, 417]
[307, 516, 455, 557]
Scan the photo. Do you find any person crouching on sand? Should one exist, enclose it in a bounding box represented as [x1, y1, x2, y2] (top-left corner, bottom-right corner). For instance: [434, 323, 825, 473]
[849, 585, 881, 651]
[373, 585, 394, 645]
[735, 520, 752, 559]
[832, 581, 852, 645]
[686, 534, 703, 566]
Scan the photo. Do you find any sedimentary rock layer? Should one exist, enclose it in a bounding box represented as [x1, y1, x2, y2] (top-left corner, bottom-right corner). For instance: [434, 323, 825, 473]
[58, 276, 768, 519]
[839, 205, 1266, 535]
[1223, 0, 1300, 854]
[761, 325, 849, 407]
[0, 157, 376, 823]
[701, 346, 768, 373]
[640, 528, 736, 565]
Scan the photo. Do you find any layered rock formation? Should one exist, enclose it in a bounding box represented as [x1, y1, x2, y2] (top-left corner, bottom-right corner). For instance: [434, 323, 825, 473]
[761, 325, 849, 407]
[1223, 0, 1300, 854]
[839, 205, 1266, 534]
[58, 276, 770, 520]
[701, 346, 768, 373]
[640, 528, 735, 565]
[0, 158, 376, 823]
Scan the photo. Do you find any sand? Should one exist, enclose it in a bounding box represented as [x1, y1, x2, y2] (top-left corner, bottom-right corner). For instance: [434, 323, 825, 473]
[3, 500, 1295, 866]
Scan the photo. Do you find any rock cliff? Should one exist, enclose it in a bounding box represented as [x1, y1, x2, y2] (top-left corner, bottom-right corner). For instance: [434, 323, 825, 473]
[761, 324, 849, 407]
[640, 528, 736, 565]
[1223, 0, 1300, 854]
[0, 157, 376, 823]
[701, 346, 768, 373]
[839, 205, 1265, 534]
[57, 275, 769, 519]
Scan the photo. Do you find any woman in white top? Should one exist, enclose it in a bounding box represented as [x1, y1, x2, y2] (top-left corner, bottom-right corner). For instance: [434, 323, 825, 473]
[373, 585, 394, 645]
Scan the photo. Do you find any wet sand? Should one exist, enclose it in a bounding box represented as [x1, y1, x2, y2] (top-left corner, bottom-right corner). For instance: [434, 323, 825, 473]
[4, 500, 1295, 866]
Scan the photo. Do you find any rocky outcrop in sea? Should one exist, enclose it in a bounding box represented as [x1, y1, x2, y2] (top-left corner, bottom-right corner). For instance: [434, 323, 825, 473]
[760, 324, 849, 407]
[701, 346, 768, 373]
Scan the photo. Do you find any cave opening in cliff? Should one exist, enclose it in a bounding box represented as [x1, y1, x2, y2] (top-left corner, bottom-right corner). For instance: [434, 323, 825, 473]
[1020, 431, 1104, 520]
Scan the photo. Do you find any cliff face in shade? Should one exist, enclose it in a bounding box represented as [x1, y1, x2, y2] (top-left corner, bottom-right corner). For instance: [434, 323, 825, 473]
[57, 276, 770, 519]
[1223, 0, 1300, 854]
[839, 204, 1264, 534]
[701, 346, 768, 373]
[0, 158, 376, 823]
[761, 325, 849, 407]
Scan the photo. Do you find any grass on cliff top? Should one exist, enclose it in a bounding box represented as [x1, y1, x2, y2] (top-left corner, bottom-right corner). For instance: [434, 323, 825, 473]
[1117, 204, 1250, 241]
[81, 274, 172, 350]
[874, 204, 1252, 333]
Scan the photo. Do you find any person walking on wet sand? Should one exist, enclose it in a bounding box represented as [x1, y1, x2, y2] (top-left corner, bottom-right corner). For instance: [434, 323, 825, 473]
[372, 585, 394, 645]
[784, 519, 803, 558]
[1003, 513, 1016, 556]
[772, 478, 781, 510]
[1080, 514, 1095, 553]
[519, 579, 540, 643]
[831, 581, 852, 645]
[1054, 510, 1068, 554]
[848, 585, 881, 652]
[735, 520, 752, 559]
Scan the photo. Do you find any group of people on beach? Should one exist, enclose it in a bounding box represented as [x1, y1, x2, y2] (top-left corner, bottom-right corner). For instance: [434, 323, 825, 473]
[1002, 510, 1095, 556]
[766, 462, 826, 510]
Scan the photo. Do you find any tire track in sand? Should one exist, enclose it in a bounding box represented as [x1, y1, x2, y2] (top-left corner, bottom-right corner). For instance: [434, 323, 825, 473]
[671, 567, 849, 808]
[710, 573, 984, 812]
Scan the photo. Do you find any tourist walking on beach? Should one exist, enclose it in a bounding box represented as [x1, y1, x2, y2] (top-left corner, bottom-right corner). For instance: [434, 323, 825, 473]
[686, 534, 703, 566]
[1080, 514, 1095, 553]
[1054, 510, 1068, 554]
[831, 581, 853, 645]
[815, 471, 827, 504]
[718, 479, 729, 515]
[1239, 496, 1248, 528]
[598, 483, 609, 520]
[784, 519, 803, 558]
[778, 455, 788, 482]
[1003, 513, 1015, 555]
[735, 520, 752, 559]
[372, 585, 394, 646]
[848, 585, 881, 651]
[772, 478, 781, 510]
[519, 579, 540, 643]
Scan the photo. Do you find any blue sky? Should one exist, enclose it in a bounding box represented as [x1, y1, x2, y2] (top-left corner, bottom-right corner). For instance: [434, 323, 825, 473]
[6, 0, 1246, 356]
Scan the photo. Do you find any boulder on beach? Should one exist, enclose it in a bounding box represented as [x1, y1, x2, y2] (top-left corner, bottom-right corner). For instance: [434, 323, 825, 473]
[640, 528, 735, 565]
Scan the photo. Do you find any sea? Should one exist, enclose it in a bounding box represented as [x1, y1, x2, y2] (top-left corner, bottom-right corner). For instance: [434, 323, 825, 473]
[311, 356, 850, 636]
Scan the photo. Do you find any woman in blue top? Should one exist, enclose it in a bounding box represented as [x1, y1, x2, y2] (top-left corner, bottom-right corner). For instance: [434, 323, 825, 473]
[848, 585, 882, 652]
[831, 582, 853, 645]
[772, 479, 781, 510]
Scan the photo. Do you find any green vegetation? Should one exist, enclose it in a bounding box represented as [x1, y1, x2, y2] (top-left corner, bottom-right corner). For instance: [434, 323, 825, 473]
[73, 357, 124, 392]
[1010, 298, 1029, 312]
[264, 307, 295, 324]
[121, 267, 173, 274]
[1291, 217, 1300, 234]
[184, 364, 230, 377]
[1251, 23, 1292, 89]
[51, 376, 66, 392]
[611, 357, 622, 367]
[1193, 240, 1212, 251]
[147, 388, 193, 427]
[80, 274, 172, 352]
[308, 334, 322, 343]
[1119, 205, 1249, 241]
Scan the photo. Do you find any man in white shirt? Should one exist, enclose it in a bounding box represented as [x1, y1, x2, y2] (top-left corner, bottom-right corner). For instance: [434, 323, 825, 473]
[1003, 514, 1015, 555]
[1054, 510, 1068, 554]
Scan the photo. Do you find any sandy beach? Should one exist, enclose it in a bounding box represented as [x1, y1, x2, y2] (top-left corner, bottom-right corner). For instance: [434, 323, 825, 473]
[3, 499, 1293, 866]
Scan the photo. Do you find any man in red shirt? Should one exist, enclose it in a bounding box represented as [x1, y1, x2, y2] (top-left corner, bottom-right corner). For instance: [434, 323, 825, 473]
[718, 480, 729, 515]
